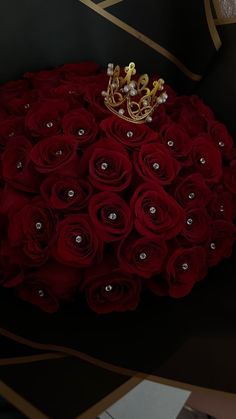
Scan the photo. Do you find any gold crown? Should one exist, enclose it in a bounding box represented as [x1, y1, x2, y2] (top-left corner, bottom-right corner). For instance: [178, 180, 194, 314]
[102, 62, 168, 124]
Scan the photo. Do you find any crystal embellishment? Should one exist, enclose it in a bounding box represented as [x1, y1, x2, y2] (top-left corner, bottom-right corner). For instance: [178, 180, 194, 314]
[101, 162, 108, 170]
[105, 285, 113, 292]
[126, 131, 134, 138]
[152, 162, 160, 170]
[187, 218, 193, 226]
[139, 252, 147, 260]
[16, 161, 23, 169]
[35, 222, 42, 230]
[108, 212, 117, 221]
[167, 140, 174, 147]
[182, 263, 189, 271]
[38, 289, 45, 297]
[200, 157, 206, 165]
[75, 235, 82, 244]
[210, 242, 216, 250]
[68, 190, 75, 198]
[149, 206, 157, 214]
[188, 192, 195, 200]
[46, 122, 53, 128]
[78, 129, 85, 136]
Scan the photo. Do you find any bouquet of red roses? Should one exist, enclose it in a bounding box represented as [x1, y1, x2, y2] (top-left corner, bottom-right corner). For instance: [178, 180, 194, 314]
[0, 61, 235, 314]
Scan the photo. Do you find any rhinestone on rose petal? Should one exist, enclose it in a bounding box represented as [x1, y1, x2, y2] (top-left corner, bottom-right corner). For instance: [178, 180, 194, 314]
[24, 103, 30, 109]
[218, 141, 225, 148]
[105, 285, 113, 292]
[46, 122, 53, 128]
[78, 128, 85, 136]
[126, 131, 134, 138]
[210, 242, 216, 250]
[149, 206, 157, 214]
[182, 263, 189, 271]
[101, 162, 108, 170]
[146, 116, 152, 123]
[55, 150, 63, 156]
[188, 192, 195, 200]
[35, 222, 42, 230]
[108, 212, 117, 221]
[68, 190, 75, 198]
[38, 289, 45, 298]
[200, 157, 206, 165]
[139, 252, 147, 260]
[75, 235, 82, 244]
[119, 108, 125, 115]
[220, 205, 224, 212]
[152, 162, 160, 170]
[187, 218, 193, 226]
[16, 161, 23, 169]
[8, 131, 14, 137]
[167, 140, 174, 147]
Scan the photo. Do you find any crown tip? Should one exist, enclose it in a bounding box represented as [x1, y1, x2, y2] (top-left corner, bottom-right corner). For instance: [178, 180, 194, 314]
[102, 62, 168, 124]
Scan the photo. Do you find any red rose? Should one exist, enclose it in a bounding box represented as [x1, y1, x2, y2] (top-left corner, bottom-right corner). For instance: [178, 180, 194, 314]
[60, 61, 101, 79]
[0, 117, 25, 150]
[24, 69, 62, 91]
[207, 220, 235, 267]
[149, 105, 171, 132]
[160, 122, 192, 164]
[88, 192, 132, 242]
[62, 108, 98, 147]
[0, 79, 29, 102]
[166, 246, 207, 297]
[5, 90, 39, 116]
[117, 234, 167, 278]
[0, 257, 24, 288]
[0, 107, 7, 120]
[135, 142, 180, 185]
[224, 160, 236, 194]
[53, 214, 103, 267]
[208, 120, 233, 158]
[192, 136, 222, 184]
[81, 259, 141, 314]
[85, 85, 113, 121]
[51, 82, 84, 108]
[180, 207, 211, 244]
[168, 96, 212, 137]
[2, 136, 41, 192]
[100, 116, 158, 149]
[25, 100, 69, 137]
[80, 138, 132, 191]
[207, 185, 236, 221]
[16, 261, 81, 313]
[40, 175, 93, 211]
[30, 134, 78, 174]
[175, 173, 212, 208]
[130, 182, 184, 240]
[8, 200, 56, 265]
[0, 185, 31, 217]
[190, 96, 214, 121]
